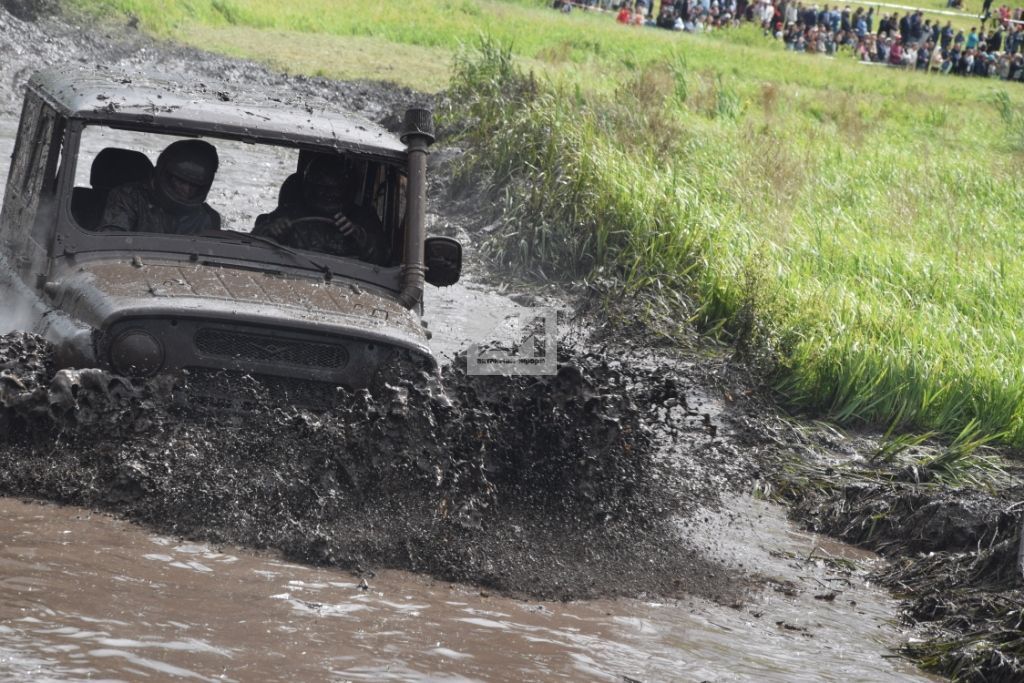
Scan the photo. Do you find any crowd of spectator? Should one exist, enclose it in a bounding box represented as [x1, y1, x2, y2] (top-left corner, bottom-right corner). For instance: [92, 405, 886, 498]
[552, 0, 1024, 81]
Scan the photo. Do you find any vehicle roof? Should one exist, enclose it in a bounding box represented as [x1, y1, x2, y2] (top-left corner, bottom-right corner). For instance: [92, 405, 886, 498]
[28, 67, 408, 162]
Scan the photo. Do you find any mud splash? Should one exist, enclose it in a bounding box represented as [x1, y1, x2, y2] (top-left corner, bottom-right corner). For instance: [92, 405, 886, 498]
[0, 332, 748, 602]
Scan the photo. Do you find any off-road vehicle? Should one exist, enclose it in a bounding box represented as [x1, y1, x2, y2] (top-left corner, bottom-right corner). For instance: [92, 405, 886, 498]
[0, 68, 460, 386]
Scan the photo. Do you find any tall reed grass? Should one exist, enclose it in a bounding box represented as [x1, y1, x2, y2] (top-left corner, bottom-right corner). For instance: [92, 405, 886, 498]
[445, 39, 1024, 447]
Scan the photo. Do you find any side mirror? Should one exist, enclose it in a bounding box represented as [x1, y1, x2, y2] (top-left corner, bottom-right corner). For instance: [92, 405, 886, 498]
[424, 236, 461, 287]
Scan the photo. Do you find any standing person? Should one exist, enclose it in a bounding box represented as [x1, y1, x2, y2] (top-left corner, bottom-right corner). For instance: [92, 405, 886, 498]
[990, 27, 1004, 51]
[966, 26, 979, 49]
[855, 9, 866, 37]
[802, 3, 817, 27]
[254, 155, 385, 263]
[100, 139, 220, 235]
[785, 0, 798, 26]
[909, 11, 923, 43]
[941, 21, 954, 49]
[1008, 25, 1022, 54]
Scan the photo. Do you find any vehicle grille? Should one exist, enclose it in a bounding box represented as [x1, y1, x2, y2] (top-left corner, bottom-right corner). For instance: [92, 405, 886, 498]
[194, 328, 349, 369]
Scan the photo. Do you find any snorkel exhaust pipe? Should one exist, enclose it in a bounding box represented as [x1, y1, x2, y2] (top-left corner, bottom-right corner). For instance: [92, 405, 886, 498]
[398, 108, 435, 309]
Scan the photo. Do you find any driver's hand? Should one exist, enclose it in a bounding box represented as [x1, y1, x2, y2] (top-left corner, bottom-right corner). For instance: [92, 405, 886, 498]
[333, 212, 367, 246]
[260, 216, 293, 241]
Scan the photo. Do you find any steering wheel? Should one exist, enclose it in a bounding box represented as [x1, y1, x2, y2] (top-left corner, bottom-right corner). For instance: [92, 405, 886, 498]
[290, 216, 338, 228]
[272, 215, 360, 256]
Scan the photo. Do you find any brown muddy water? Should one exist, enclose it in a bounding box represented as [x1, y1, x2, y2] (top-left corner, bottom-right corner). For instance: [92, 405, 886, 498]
[0, 111, 939, 683]
[0, 496, 939, 683]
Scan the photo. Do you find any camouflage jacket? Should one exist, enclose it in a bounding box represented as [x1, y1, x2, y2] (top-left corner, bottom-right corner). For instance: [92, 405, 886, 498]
[99, 181, 221, 235]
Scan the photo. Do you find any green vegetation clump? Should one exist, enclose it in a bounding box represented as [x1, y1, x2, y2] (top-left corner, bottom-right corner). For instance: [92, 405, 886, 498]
[63, 0, 1024, 447]
[445, 37, 1024, 449]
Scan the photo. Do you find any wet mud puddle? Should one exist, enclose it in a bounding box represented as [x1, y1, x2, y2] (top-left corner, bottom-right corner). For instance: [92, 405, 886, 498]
[0, 496, 938, 682]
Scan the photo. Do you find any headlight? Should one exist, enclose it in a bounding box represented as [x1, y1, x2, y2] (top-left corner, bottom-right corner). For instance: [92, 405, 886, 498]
[109, 328, 165, 377]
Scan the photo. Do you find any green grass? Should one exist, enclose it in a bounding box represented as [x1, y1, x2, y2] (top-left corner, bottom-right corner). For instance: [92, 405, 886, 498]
[68, 0, 696, 90]
[61, 0, 1024, 447]
[440, 28, 1024, 447]
[180, 25, 453, 90]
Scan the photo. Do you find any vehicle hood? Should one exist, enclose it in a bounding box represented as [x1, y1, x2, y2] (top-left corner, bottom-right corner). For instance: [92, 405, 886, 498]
[45, 259, 430, 354]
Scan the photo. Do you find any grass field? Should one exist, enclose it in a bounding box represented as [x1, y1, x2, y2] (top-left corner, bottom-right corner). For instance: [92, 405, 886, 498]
[66, 0, 1024, 448]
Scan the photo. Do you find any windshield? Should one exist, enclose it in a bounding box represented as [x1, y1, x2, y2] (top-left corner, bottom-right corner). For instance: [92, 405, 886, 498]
[67, 126, 405, 271]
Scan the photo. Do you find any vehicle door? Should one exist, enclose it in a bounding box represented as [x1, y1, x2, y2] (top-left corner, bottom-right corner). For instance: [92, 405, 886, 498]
[0, 94, 65, 286]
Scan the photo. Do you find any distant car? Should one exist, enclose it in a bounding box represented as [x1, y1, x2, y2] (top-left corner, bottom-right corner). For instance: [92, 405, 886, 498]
[0, 68, 461, 387]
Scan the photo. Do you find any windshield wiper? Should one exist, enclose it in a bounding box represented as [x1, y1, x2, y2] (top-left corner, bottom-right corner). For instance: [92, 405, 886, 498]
[195, 230, 334, 280]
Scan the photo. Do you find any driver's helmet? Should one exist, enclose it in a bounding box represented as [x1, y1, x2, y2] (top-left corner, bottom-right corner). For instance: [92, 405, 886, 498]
[302, 155, 357, 216]
[153, 139, 219, 214]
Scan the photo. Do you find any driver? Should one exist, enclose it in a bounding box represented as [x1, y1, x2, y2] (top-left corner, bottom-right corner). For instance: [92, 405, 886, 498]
[100, 139, 221, 234]
[252, 154, 384, 263]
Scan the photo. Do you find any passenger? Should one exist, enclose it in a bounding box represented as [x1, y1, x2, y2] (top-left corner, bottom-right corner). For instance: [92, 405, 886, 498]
[100, 139, 221, 234]
[253, 155, 385, 264]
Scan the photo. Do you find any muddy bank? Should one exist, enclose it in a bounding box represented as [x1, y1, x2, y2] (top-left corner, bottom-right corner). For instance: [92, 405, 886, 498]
[776, 443, 1024, 681]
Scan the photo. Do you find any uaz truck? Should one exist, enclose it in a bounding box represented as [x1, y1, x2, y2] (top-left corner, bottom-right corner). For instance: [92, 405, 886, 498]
[0, 68, 460, 387]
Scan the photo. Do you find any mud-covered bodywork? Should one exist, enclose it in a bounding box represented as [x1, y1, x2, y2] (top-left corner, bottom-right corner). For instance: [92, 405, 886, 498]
[0, 67, 453, 385]
[42, 260, 429, 385]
